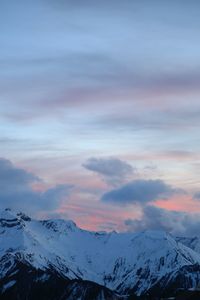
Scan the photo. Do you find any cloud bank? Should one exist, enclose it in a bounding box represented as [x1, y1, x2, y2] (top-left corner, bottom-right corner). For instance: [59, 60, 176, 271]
[125, 205, 200, 237]
[101, 179, 178, 205]
[0, 158, 199, 237]
[0, 158, 72, 214]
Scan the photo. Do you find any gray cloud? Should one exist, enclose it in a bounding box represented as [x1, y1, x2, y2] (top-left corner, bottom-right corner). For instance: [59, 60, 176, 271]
[40, 184, 72, 210]
[83, 157, 134, 186]
[125, 205, 200, 237]
[0, 158, 72, 214]
[101, 179, 177, 205]
[0, 158, 39, 184]
[193, 192, 200, 200]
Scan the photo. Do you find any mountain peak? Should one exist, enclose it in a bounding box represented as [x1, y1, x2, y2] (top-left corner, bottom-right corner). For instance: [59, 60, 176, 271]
[40, 218, 77, 233]
[0, 208, 17, 220]
[0, 208, 31, 230]
[0, 208, 31, 221]
[141, 229, 170, 239]
[1, 209, 200, 298]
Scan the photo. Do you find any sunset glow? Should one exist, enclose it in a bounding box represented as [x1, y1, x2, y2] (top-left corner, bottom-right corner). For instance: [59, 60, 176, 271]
[1, 0, 200, 235]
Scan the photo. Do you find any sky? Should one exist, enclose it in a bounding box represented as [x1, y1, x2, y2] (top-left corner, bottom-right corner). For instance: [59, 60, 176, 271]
[1, 0, 200, 235]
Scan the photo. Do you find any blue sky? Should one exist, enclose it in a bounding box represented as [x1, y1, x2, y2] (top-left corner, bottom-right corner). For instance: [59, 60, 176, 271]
[1, 0, 200, 233]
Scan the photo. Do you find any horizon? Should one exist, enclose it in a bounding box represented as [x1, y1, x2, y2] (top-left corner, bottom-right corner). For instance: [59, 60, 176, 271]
[0, 207, 193, 239]
[1, 0, 200, 236]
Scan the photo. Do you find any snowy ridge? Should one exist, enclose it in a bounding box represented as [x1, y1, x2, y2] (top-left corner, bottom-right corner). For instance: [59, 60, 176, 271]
[1, 208, 200, 298]
[176, 236, 200, 254]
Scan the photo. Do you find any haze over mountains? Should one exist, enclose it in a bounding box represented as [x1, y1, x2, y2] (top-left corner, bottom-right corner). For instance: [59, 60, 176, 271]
[1, 208, 200, 299]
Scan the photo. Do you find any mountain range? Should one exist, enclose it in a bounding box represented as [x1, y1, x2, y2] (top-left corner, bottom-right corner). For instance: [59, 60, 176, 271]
[1, 208, 200, 299]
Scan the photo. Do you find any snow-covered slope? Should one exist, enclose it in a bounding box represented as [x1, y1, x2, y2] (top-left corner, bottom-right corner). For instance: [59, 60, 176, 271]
[1, 208, 200, 298]
[176, 236, 200, 254]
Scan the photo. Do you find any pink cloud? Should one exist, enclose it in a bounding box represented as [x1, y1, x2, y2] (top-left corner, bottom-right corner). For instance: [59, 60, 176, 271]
[155, 195, 200, 213]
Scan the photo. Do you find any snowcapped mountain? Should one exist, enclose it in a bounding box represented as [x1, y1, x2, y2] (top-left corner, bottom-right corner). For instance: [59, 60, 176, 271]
[1, 208, 200, 299]
[176, 236, 200, 254]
